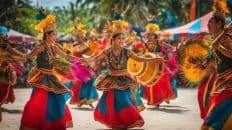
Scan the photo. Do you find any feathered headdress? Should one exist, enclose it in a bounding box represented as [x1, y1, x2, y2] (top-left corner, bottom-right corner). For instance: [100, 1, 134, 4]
[145, 15, 160, 34]
[213, 0, 230, 13]
[111, 20, 128, 36]
[127, 31, 140, 42]
[74, 23, 87, 36]
[212, 0, 232, 24]
[35, 14, 56, 33]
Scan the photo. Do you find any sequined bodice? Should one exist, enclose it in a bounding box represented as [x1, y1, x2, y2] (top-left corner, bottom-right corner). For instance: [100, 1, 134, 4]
[36, 48, 53, 69]
[108, 48, 128, 70]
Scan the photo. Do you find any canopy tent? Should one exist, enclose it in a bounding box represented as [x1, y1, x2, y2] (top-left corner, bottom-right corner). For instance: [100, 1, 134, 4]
[158, 12, 213, 40]
[8, 29, 36, 43]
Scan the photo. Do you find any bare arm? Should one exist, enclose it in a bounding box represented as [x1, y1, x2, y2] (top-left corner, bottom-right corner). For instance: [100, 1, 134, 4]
[215, 41, 232, 58]
[159, 41, 175, 51]
[54, 45, 80, 61]
[26, 44, 44, 59]
[81, 51, 106, 62]
[6, 45, 25, 61]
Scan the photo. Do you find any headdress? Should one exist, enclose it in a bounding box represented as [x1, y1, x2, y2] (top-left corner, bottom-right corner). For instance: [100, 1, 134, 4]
[74, 23, 87, 37]
[127, 31, 140, 42]
[111, 20, 128, 36]
[212, 0, 232, 24]
[145, 15, 160, 35]
[35, 14, 56, 33]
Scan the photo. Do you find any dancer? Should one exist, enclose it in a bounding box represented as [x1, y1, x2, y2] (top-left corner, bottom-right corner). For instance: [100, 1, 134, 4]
[141, 19, 176, 107]
[0, 26, 24, 122]
[83, 20, 162, 129]
[20, 14, 89, 130]
[69, 23, 99, 108]
[201, 8, 232, 130]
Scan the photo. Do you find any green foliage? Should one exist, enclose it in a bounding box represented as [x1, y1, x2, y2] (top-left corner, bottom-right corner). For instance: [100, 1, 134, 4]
[0, 0, 213, 35]
[0, 0, 38, 35]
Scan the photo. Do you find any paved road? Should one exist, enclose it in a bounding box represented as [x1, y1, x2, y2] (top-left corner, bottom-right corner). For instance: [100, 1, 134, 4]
[0, 88, 202, 130]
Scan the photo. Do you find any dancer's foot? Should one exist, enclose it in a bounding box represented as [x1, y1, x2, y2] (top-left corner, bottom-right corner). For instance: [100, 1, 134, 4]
[166, 101, 170, 104]
[77, 103, 83, 107]
[155, 104, 160, 108]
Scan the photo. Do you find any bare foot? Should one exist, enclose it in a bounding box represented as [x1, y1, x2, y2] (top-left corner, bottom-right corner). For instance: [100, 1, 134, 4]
[155, 104, 160, 108]
[77, 103, 83, 107]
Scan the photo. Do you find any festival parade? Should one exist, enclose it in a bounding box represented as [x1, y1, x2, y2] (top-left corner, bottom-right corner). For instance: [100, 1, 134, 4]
[0, 0, 231, 130]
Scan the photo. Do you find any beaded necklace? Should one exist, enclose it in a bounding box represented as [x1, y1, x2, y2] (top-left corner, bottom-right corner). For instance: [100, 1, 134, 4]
[109, 48, 125, 69]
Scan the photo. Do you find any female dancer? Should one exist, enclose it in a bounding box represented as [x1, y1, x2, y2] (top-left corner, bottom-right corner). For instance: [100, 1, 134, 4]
[83, 20, 163, 129]
[69, 23, 98, 108]
[0, 26, 24, 122]
[141, 22, 176, 107]
[20, 14, 89, 130]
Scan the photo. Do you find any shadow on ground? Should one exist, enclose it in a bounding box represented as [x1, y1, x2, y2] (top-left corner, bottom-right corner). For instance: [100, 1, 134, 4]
[1, 107, 22, 114]
[72, 107, 95, 111]
[146, 105, 190, 114]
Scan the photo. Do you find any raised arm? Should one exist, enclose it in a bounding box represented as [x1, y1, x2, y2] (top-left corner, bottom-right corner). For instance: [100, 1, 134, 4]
[54, 44, 80, 61]
[159, 41, 175, 51]
[214, 40, 232, 58]
[6, 45, 26, 62]
[26, 44, 44, 59]
[81, 50, 106, 62]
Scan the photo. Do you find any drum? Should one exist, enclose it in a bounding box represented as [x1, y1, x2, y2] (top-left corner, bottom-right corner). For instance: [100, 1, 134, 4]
[136, 52, 164, 86]
[127, 57, 146, 76]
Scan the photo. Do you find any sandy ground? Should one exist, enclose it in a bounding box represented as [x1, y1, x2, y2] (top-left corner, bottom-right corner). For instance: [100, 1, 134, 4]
[0, 88, 202, 130]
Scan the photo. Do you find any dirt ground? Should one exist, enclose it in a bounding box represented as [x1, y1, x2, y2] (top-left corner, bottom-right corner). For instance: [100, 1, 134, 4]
[0, 88, 202, 130]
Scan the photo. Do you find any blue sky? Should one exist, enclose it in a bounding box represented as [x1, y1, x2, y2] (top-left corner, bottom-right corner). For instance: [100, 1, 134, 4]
[30, 0, 77, 9]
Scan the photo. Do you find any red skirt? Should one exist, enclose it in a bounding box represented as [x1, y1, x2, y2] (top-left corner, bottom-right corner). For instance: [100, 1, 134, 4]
[20, 88, 72, 130]
[0, 83, 15, 104]
[143, 73, 176, 105]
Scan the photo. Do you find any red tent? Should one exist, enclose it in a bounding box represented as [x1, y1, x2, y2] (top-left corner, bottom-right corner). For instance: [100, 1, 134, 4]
[8, 29, 36, 43]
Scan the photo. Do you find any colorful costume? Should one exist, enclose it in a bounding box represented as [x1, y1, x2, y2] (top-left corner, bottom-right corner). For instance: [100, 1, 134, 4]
[201, 33, 232, 129]
[141, 22, 176, 106]
[94, 20, 144, 128]
[69, 23, 98, 107]
[94, 48, 144, 128]
[20, 15, 90, 130]
[0, 26, 24, 122]
[177, 38, 216, 120]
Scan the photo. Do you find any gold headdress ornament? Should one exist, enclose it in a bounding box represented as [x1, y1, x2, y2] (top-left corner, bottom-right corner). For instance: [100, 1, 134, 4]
[103, 21, 114, 34]
[127, 31, 140, 42]
[74, 23, 87, 36]
[212, 0, 228, 24]
[35, 14, 56, 33]
[213, 0, 229, 13]
[111, 20, 128, 36]
[145, 23, 160, 35]
[88, 28, 99, 38]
